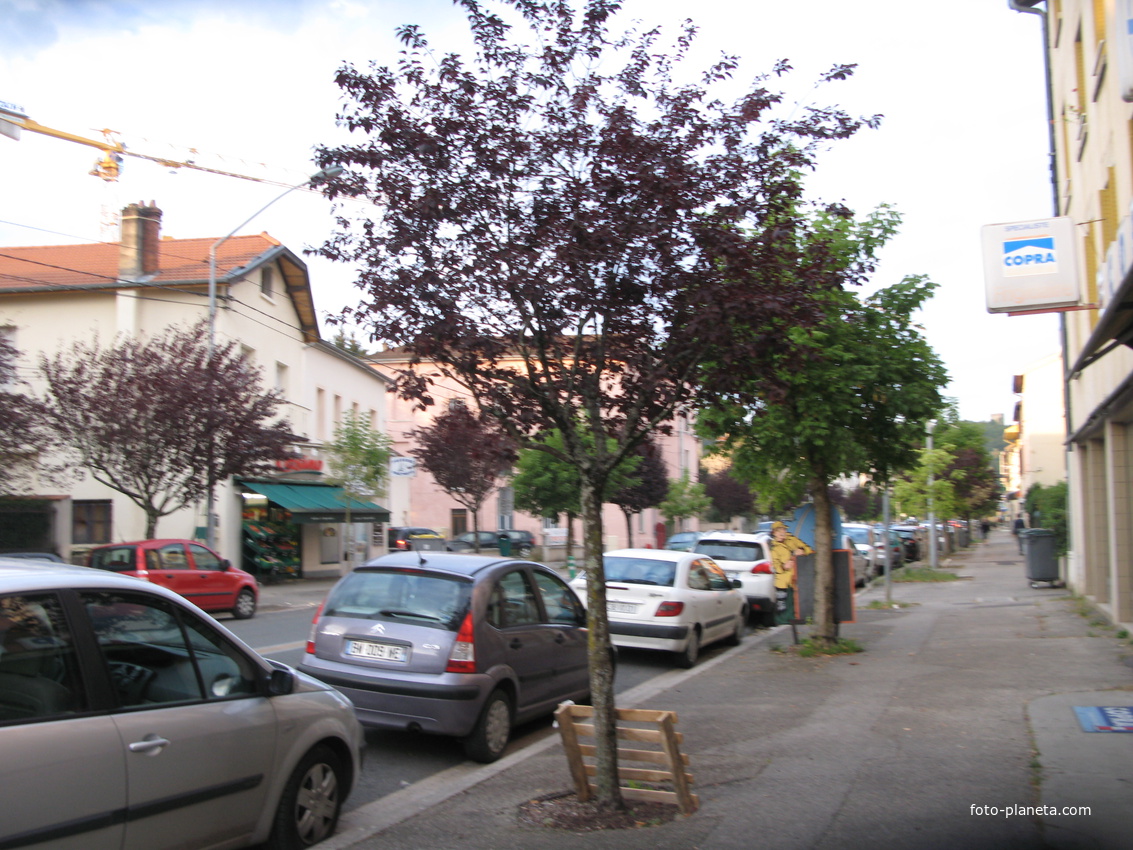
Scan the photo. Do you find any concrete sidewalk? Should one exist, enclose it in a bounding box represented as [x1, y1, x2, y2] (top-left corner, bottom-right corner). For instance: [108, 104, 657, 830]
[275, 531, 1133, 850]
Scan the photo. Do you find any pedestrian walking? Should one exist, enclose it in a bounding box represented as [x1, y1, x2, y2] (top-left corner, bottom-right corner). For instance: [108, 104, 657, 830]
[1012, 515, 1026, 553]
[980, 519, 991, 540]
[770, 521, 813, 625]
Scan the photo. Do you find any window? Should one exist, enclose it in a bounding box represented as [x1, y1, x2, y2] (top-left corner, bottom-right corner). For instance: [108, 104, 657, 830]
[0, 593, 87, 722]
[531, 571, 584, 626]
[486, 570, 539, 628]
[155, 543, 189, 569]
[189, 544, 223, 571]
[82, 591, 257, 707]
[275, 361, 288, 394]
[261, 266, 274, 298]
[72, 500, 112, 545]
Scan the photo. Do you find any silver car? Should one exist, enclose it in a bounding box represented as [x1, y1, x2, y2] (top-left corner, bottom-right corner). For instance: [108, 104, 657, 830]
[0, 558, 363, 850]
[299, 552, 590, 763]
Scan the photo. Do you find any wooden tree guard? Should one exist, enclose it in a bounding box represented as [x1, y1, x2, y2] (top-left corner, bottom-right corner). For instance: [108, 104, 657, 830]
[554, 703, 699, 815]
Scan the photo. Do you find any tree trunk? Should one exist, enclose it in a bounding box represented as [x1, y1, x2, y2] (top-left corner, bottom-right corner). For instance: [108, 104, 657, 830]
[809, 478, 837, 646]
[580, 476, 624, 810]
[623, 509, 634, 548]
[145, 509, 158, 540]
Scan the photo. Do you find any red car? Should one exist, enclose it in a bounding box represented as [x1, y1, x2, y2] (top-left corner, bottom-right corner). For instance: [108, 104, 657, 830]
[88, 539, 258, 619]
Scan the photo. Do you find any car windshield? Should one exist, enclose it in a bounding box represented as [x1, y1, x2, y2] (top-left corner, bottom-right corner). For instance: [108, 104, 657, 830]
[323, 569, 471, 630]
[843, 528, 870, 544]
[603, 556, 676, 587]
[695, 540, 762, 562]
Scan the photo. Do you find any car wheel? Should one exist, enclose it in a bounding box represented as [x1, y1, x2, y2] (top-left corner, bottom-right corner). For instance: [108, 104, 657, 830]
[267, 745, 344, 849]
[675, 628, 700, 668]
[724, 610, 745, 646]
[231, 588, 257, 619]
[463, 688, 513, 763]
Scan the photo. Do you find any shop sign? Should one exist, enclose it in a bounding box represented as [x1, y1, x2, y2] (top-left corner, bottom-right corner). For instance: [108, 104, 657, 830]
[982, 217, 1082, 314]
[390, 457, 417, 477]
[276, 457, 324, 472]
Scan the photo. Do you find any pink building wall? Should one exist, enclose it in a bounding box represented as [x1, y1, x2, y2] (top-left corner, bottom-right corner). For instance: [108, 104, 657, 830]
[371, 358, 700, 557]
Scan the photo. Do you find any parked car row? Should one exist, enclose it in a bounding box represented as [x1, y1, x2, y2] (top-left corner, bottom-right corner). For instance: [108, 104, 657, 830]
[388, 526, 537, 556]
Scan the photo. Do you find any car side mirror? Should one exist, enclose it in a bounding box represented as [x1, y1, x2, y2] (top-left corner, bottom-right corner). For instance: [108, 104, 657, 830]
[731, 579, 742, 589]
[221, 559, 231, 571]
[267, 667, 295, 696]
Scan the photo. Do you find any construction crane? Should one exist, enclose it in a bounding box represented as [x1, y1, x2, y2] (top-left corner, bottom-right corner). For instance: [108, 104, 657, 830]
[1, 99, 300, 189]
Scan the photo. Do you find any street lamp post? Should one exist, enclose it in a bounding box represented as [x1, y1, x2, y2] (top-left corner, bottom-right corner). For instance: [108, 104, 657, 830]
[926, 419, 938, 571]
[203, 165, 344, 548]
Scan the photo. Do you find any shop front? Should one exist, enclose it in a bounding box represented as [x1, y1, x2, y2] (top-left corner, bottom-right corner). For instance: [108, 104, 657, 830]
[238, 478, 390, 581]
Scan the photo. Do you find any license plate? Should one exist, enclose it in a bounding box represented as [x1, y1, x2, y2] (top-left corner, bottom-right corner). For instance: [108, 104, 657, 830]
[346, 640, 408, 662]
[607, 601, 637, 614]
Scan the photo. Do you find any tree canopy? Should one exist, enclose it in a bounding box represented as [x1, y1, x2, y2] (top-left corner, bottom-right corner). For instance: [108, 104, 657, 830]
[410, 405, 516, 545]
[314, 0, 878, 807]
[39, 323, 294, 538]
[698, 206, 948, 644]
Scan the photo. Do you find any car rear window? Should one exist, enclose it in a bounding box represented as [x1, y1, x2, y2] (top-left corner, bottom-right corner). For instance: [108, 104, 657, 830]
[323, 569, 471, 631]
[695, 540, 761, 562]
[602, 557, 675, 587]
[89, 546, 137, 572]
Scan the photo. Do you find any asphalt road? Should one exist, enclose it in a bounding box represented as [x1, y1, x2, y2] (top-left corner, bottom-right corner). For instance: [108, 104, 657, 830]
[223, 606, 744, 811]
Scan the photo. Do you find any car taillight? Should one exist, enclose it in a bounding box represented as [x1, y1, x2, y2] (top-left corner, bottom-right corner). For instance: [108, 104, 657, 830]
[656, 601, 684, 617]
[751, 561, 772, 574]
[445, 612, 477, 673]
[305, 602, 324, 655]
[395, 539, 409, 550]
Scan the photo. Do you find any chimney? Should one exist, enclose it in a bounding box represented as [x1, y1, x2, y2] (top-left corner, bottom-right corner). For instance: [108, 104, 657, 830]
[118, 201, 162, 279]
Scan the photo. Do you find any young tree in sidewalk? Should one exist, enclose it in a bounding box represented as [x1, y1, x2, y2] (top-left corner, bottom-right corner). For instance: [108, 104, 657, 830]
[698, 207, 948, 648]
[39, 322, 294, 539]
[324, 410, 393, 568]
[410, 405, 516, 550]
[315, 0, 875, 807]
[659, 471, 711, 534]
[609, 441, 668, 548]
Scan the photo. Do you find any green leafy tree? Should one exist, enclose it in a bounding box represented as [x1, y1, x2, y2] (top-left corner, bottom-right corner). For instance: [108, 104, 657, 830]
[698, 207, 948, 647]
[324, 410, 393, 568]
[1024, 480, 1069, 556]
[660, 471, 711, 529]
[315, 0, 875, 805]
[702, 466, 756, 525]
[511, 431, 582, 558]
[936, 421, 1002, 521]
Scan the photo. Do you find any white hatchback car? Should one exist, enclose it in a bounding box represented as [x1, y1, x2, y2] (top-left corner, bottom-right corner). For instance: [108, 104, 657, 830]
[0, 558, 364, 850]
[569, 548, 745, 667]
[691, 531, 776, 626]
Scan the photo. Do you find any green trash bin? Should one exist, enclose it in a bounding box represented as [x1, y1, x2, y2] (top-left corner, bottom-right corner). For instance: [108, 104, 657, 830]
[1022, 529, 1059, 587]
[497, 533, 512, 557]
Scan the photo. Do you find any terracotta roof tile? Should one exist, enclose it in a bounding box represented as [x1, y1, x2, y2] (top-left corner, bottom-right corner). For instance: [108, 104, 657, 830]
[0, 234, 279, 292]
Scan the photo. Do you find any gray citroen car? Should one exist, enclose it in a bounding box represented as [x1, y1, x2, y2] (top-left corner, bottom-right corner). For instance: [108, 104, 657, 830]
[298, 552, 590, 762]
[0, 558, 363, 850]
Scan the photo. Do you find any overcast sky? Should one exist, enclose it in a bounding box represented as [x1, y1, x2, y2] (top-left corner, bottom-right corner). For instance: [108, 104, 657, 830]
[1, 0, 1058, 422]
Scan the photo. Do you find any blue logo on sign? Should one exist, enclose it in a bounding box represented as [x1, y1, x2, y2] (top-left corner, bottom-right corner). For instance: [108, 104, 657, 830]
[1003, 236, 1056, 274]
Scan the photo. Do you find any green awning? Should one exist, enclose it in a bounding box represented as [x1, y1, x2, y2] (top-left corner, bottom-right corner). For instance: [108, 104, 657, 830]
[239, 480, 390, 524]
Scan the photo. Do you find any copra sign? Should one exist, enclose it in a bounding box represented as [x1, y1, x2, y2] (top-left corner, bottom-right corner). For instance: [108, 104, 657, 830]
[982, 217, 1081, 314]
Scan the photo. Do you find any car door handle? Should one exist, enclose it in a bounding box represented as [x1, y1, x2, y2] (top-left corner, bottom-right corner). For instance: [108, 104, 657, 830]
[128, 735, 171, 755]
[553, 632, 566, 644]
[509, 638, 523, 649]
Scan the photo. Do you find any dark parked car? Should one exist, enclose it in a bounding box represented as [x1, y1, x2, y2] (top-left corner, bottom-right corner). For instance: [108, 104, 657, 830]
[87, 539, 259, 619]
[387, 526, 447, 552]
[0, 557, 363, 849]
[447, 529, 536, 557]
[891, 526, 922, 561]
[299, 551, 590, 762]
